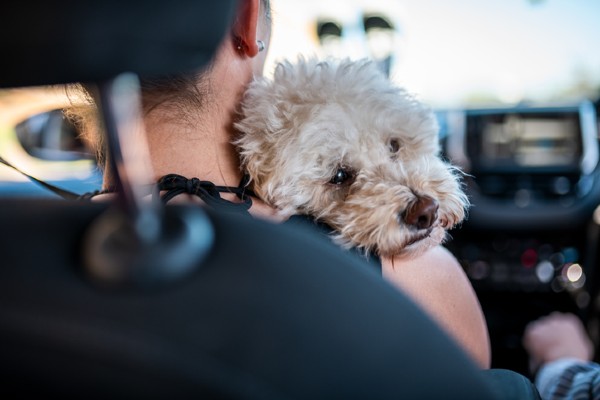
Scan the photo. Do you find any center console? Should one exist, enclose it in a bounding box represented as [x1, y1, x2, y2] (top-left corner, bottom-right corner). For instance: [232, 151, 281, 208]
[440, 101, 600, 375]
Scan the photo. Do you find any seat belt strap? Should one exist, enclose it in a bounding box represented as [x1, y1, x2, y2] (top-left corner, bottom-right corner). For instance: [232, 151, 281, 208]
[0, 155, 79, 200]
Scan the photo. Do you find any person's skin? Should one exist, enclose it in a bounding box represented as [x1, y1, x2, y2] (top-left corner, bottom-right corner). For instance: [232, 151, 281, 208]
[523, 312, 594, 371]
[382, 249, 490, 368]
[101, 0, 491, 368]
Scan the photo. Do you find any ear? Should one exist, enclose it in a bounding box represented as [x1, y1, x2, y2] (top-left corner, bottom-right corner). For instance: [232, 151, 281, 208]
[231, 0, 261, 57]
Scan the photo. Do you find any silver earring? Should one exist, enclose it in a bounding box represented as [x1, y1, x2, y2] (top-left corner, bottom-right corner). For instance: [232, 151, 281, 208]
[257, 40, 265, 52]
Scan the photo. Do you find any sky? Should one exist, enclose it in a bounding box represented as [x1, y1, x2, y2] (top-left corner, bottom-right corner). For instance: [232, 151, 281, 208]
[266, 0, 600, 107]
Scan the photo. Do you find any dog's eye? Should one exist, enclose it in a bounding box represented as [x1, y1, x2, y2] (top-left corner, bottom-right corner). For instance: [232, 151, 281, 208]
[330, 167, 354, 185]
[389, 139, 401, 153]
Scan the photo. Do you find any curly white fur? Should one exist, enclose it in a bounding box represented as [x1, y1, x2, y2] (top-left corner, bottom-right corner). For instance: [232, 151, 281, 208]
[235, 57, 469, 258]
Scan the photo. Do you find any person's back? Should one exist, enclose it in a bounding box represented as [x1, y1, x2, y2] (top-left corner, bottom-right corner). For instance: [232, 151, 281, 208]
[0, 198, 496, 398]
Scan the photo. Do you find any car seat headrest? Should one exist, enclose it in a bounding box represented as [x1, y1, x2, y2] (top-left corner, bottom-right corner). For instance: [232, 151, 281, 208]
[0, 1, 236, 88]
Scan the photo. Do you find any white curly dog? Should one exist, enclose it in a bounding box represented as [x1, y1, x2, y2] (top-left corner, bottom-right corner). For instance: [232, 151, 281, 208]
[235, 58, 468, 258]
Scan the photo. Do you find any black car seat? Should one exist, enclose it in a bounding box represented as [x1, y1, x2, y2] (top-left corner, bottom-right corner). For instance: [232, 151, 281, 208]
[0, 1, 530, 398]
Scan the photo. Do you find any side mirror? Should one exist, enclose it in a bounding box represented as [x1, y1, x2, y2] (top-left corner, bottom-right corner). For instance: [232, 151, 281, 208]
[15, 109, 93, 161]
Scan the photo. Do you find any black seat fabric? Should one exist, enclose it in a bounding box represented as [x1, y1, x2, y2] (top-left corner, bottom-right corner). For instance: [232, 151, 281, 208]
[0, 199, 497, 398]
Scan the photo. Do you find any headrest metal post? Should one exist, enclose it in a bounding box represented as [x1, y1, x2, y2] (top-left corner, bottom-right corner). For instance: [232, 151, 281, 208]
[96, 73, 161, 242]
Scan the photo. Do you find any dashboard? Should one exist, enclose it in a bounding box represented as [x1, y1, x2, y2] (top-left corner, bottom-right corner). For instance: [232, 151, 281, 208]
[440, 100, 600, 375]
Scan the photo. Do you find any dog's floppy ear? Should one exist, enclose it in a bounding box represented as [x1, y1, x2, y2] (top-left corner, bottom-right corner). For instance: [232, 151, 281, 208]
[235, 77, 282, 199]
[236, 66, 320, 216]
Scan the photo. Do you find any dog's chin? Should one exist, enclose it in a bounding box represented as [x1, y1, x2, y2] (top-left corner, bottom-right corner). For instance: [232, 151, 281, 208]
[405, 227, 434, 247]
[380, 225, 446, 259]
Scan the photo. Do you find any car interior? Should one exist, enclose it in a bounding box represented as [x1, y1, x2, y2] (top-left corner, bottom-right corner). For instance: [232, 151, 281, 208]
[442, 101, 600, 376]
[0, 0, 529, 398]
[1, 0, 598, 397]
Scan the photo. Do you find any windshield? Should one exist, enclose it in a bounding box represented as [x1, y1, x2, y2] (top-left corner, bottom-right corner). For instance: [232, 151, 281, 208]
[267, 0, 600, 107]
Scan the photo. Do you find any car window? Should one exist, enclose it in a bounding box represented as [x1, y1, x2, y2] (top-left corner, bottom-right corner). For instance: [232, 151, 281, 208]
[0, 88, 101, 196]
[266, 0, 600, 107]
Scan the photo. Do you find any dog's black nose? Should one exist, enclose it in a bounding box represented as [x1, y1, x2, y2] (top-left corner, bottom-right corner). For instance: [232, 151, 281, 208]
[402, 195, 439, 230]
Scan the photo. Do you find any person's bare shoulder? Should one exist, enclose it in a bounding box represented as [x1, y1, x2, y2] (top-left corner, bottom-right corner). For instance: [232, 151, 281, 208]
[382, 246, 491, 368]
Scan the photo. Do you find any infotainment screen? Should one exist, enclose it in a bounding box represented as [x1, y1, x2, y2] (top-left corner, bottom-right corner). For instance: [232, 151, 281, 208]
[466, 110, 583, 172]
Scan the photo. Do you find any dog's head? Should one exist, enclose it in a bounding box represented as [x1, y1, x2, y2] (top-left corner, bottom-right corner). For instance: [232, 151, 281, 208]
[235, 58, 468, 257]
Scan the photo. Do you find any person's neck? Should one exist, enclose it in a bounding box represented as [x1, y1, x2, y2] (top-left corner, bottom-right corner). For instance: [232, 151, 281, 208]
[144, 98, 242, 188]
[100, 45, 254, 190]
